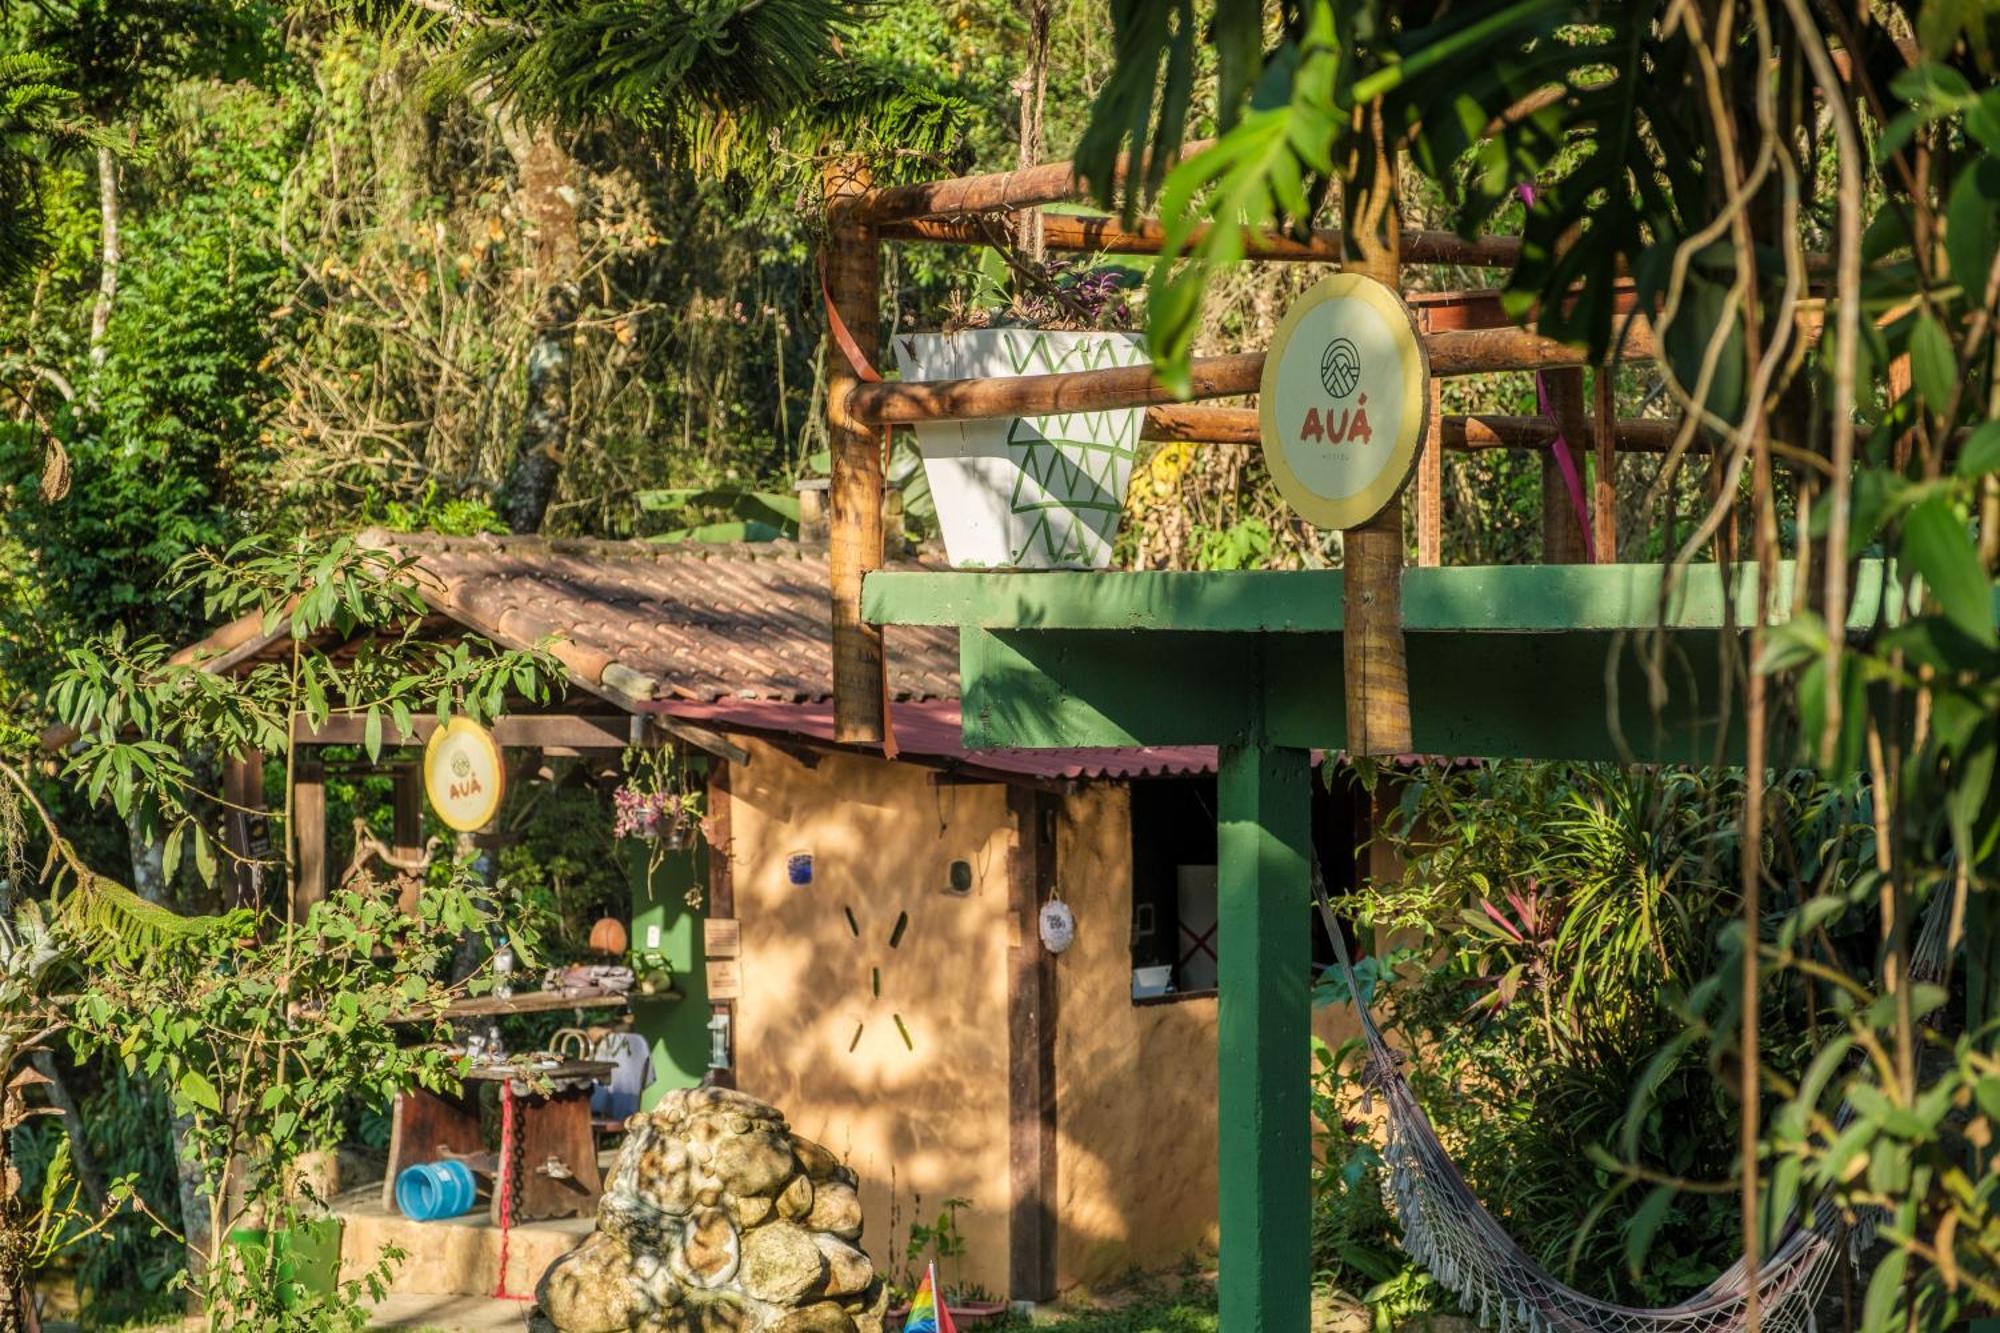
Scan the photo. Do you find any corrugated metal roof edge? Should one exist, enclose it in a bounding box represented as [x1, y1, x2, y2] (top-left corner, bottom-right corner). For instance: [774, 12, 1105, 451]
[656, 699, 1220, 783]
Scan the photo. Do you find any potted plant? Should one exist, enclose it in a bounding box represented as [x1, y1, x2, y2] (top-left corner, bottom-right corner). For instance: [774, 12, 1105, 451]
[884, 1197, 1011, 1327]
[891, 257, 1148, 570]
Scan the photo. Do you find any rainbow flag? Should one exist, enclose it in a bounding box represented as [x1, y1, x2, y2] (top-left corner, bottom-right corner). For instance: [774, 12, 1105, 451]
[903, 1262, 958, 1333]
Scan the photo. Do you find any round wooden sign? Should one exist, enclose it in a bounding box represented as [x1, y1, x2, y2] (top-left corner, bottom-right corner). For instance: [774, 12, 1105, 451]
[424, 716, 505, 832]
[1258, 274, 1431, 529]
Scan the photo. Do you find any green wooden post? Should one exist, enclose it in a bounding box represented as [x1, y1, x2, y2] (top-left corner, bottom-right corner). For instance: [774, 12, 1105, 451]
[1216, 741, 1314, 1333]
[625, 839, 713, 1106]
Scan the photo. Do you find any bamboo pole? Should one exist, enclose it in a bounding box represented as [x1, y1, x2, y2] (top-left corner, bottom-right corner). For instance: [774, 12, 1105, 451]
[847, 323, 1655, 427]
[823, 161, 887, 743]
[1338, 104, 1412, 757]
[880, 214, 1522, 268]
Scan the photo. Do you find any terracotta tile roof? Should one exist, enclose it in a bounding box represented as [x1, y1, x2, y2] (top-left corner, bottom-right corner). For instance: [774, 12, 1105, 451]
[176, 530, 961, 708]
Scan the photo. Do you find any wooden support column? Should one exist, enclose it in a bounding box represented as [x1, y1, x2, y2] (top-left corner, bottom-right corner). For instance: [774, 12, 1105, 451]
[1337, 105, 1412, 755]
[392, 763, 425, 915]
[1006, 786, 1058, 1302]
[1539, 367, 1591, 563]
[1216, 741, 1312, 1333]
[823, 160, 887, 743]
[1592, 369, 1618, 562]
[293, 753, 327, 917]
[1416, 376, 1444, 567]
[706, 762, 737, 1091]
[221, 750, 266, 911]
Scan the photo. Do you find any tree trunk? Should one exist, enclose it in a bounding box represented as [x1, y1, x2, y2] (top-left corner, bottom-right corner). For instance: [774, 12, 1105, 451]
[124, 808, 165, 904]
[492, 119, 581, 535]
[27, 1052, 105, 1210]
[88, 144, 120, 380]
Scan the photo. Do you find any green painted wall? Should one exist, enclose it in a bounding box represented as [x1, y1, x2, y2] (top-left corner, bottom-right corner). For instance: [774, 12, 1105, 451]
[624, 838, 712, 1107]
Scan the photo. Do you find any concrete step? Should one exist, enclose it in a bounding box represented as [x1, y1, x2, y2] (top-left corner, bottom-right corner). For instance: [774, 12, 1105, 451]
[367, 1292, 542, 1331]
[333, 1184, 592, 1301]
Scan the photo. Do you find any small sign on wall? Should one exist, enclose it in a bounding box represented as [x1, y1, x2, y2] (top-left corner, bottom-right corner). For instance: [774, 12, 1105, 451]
[423, 716, 505, 832]
[704, 918, 741, 957]
[705, 958, 742, 1001]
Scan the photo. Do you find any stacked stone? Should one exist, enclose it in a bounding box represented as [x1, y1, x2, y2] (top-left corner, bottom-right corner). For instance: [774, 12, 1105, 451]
[533, 1087, 887, 1333]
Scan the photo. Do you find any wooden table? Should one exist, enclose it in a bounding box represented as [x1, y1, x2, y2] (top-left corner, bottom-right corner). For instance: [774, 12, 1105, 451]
[383, 1059, 616, 1224]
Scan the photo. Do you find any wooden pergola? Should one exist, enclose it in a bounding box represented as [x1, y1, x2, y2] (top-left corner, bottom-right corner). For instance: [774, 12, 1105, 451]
[812, 143, 1789, 1329]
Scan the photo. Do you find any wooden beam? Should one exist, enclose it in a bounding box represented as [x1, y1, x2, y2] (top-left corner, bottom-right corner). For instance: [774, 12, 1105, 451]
[221, 750, 267, 911]
[289, 711, 750, 765]
[1136, 405, 1693, 453]
[1540, 368, 1592, 564]
[881, 214, 1521, 268]
[829, 142, 1211, 226]
[1140, 403, 1261, 445]
[848, 324, 1656, 427]
[1592, 371, 1619, 562]
[1006, 787, 1059, 1303]
[294, 713, 630, 749]
[1416, 379, 1443, 568]
[392, 764, 425, 915]
[824, 159, 887, 743]
[706, 762, 736, 1091]
[1338, 107, 1412, 758]
[294, 754, 327, 917]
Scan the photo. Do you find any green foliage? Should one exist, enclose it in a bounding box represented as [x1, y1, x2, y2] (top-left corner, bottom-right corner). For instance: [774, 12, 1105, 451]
[47, 533, 558, 889]
[68, 875, 495, 1322]
[403, 0, 977, 188]
[0, 52, 109, 281]
[1316, 761, 1870, 1303]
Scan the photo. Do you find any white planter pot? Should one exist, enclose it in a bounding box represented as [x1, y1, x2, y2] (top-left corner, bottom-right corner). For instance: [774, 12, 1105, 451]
[891, 329, 1149, 569]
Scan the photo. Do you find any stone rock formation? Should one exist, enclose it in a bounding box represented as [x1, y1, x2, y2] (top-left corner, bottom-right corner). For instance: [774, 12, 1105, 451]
[532, 1087, 888, 1333]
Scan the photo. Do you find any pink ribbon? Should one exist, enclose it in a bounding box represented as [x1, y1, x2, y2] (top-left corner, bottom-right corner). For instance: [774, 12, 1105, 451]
[1534, 371, 1596, 562]
[1517, 181, 1596, 561]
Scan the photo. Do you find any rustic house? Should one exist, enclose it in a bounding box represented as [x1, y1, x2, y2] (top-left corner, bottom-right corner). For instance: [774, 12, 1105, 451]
[176, 530, 1371, 1303]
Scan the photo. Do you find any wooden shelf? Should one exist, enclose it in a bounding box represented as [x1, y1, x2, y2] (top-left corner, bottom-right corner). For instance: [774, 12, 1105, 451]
[394, 988, 679, 1024]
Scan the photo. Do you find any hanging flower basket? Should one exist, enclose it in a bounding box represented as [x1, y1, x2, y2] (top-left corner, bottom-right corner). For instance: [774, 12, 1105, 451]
[891, 328, 1149, 569]
[611, 785, 696, 848]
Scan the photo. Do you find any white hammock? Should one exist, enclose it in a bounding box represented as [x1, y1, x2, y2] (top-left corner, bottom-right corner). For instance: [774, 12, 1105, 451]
[1307, 873, 1937, 1333]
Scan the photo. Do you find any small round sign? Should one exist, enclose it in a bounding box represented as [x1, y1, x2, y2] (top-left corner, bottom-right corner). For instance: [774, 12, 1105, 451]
[423, 716, 505, 832]
[1258, 274, 1431, 529]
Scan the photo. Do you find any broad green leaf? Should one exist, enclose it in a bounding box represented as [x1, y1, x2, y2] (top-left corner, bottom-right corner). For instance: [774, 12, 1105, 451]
[1861, 1248, 1907, 1333]
[1902, 495, 1996, 647]
[1957, 421, 2000, 478]
[1908, 312, 1958, 412]
[1946, 158, 2000, 307]
[1623, 1183, 1674, 1276]
[180, 1071, 222, 1114]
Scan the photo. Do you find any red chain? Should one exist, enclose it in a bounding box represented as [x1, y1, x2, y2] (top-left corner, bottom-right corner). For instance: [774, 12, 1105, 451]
[492, 1081, 530, 1301]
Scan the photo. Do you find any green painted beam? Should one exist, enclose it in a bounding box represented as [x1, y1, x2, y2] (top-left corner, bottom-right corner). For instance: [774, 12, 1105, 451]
[867, 559, 1912, 634]
[959, 625, 1739, 763]
[1216, 742, 1314, 1333]
[626, 839, 712, 1107]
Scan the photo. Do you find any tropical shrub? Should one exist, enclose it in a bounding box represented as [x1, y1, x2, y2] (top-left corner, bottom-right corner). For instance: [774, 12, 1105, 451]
[1313, 760, 1873, 1306]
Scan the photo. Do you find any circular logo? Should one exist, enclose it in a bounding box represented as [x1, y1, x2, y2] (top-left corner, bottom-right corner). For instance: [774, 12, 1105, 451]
[1320, 337, 1362, 398]
[1257, 274, 1430, 530]
[424, 716, 505, 832]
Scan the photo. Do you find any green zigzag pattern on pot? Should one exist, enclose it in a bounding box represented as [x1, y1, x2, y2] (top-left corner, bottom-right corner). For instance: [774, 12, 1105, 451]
[997, 329, 1149, 376]
[1003, 405, 1141, 564]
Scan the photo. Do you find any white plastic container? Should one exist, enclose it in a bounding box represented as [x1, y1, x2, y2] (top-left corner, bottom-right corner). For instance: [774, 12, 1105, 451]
[1131, 964, 1174, 999]
[890, 328, 1149, 569]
